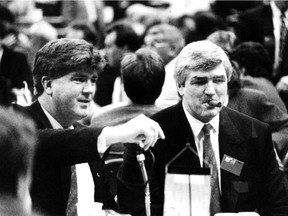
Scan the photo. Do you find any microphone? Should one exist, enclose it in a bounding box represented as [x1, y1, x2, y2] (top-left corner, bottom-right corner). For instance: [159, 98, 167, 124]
[136, 141, 151, 216]
[208, 100, 222, 107]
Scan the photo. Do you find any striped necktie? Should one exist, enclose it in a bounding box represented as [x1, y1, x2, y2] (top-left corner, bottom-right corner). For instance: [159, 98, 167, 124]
[202, 124, 222, 216]
[66, 165, 78, 216]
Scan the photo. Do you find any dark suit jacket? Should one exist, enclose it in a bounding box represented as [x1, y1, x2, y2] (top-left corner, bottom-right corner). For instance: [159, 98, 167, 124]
[236, 4, 275, 75]
[117, 102, 288, 216]
[24, 101, 117, 216]
[228, 88, 288, 160]
[0, 46, 33, 91]
[242, 76, 287, 113]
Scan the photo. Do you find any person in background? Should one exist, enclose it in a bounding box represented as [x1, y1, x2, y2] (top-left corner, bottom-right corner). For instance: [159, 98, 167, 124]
[206, 30, 239, 54]
[23, 38, 164, 216]
[91, 48, 166, 161]
[27, 20, 58, 70]
[143, 23, 185, 106]
[91, 48, 165, 128]
[227, 62, 288, 171]
[117, 40, 288, 216]
[65, 20, 98, 48]
[207, 30, 287, 114]
[62, 0, 105, 48]
[230, 41, 287, 113]
[235, 0, 288, 83]
[94, 20, 142, 106]
[0, 21, 33, 105]
[91, 47, 166, 180]
[0, 107, 38, 216]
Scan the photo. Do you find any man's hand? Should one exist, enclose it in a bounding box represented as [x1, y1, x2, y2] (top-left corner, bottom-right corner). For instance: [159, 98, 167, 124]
[276, 75, 288, 92]
[105, 114, 165, 150]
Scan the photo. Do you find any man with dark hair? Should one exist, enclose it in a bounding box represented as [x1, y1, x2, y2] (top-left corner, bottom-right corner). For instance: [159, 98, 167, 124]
[94, 20, 142, 106]
[230, 41, 287, 113]
[235, 0, 288, 82]
[91, 48, 166, 187]
[24, 38, 164, 216]
[0, 21, 33, 96]
[65, 20, 98, 47]
[91, 47, 165, 127]
[117, 41, 288, 216]
[0, 107, 37, 216]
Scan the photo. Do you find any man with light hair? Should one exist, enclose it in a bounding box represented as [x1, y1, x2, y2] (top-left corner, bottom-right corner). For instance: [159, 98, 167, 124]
[118, 40, 288, 216]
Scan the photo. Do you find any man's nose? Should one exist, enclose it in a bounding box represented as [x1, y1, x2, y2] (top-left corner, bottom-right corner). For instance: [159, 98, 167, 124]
[204, 81, 216, 95]
[83, 80, 95, 94]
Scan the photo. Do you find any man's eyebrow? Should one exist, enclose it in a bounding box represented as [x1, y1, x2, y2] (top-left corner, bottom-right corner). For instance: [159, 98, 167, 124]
[72, 72, 90, 77]
[213, 75, 226, 79]
[191, 76, 207, 80]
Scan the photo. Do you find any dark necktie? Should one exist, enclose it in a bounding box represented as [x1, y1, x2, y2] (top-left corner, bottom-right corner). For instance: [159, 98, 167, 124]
[202, 124, 222, 216]
[66, 165, 78, 216]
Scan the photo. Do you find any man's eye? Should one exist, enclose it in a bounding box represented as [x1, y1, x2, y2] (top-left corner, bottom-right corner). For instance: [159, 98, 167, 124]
[214, 78, 225, 83]
[73, 77, 85, 82]
[91, 78, 97, 84]
[191, 80, 207, 85]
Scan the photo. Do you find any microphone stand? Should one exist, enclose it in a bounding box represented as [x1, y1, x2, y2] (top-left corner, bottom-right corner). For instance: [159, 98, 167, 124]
[136, 142, 151, 216]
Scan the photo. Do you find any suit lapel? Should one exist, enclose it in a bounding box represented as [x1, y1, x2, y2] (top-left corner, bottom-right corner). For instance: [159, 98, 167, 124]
[28, 100, 73, 207]
[219, 107, 245, 159]
[219, 107, 246, 212]
[29, 101, 53, 129]
[170, 102, 200, 167]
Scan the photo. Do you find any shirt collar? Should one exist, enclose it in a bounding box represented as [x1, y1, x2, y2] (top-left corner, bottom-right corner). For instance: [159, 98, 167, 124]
[40, 104, 73, 129]
[271, 1, 288, 17]
[182, 101, 220, 138]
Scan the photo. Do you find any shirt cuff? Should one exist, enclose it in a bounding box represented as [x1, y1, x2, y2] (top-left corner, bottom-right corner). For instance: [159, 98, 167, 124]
[97, 127, 110, 154]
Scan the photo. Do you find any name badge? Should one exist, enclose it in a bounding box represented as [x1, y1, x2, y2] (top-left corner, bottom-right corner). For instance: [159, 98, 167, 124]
[220, 154, 244, 176]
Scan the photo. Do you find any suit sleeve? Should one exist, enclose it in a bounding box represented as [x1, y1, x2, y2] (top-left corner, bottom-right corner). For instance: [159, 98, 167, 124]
[36, 127, 103, 166]
[258, 95, 288, 161]
[257, 124, 288, 216]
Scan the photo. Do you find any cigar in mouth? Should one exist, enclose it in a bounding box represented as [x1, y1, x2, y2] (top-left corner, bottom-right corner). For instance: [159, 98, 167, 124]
[208, 100, 222, 107]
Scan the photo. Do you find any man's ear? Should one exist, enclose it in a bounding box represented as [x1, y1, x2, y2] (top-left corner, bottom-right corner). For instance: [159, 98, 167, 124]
[177, 83, 185, 97]
[41, 76, 53, 95]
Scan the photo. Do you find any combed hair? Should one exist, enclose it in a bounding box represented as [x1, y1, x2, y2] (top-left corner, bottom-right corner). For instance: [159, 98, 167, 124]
[175, 40, 232, 87]
[33, 38, 106, 97]
[121, 48, 165, 104]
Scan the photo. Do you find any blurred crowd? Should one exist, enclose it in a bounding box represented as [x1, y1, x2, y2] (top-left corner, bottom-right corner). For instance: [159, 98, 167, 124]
[0, 0, 270, 106]
[1, 0, 288, 215]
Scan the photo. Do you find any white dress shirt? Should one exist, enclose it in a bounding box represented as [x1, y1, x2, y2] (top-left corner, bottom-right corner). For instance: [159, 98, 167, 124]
[271, 1, 288, 69]
[40, 105, 95, 204]
[182, 102, 222, 190]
